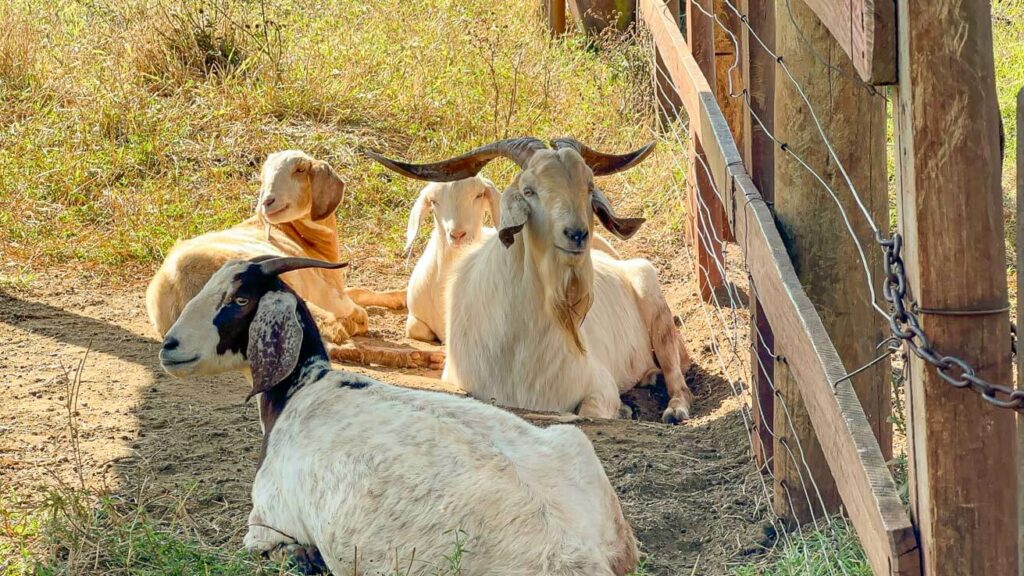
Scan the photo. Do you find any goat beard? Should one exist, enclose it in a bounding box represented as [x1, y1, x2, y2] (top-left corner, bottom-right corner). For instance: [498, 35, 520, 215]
[544, 262, 594, 355]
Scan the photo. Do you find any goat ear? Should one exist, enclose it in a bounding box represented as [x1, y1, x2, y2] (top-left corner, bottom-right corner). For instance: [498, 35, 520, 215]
[498, 188, 530, 247]
[405, 186, 433, 256]
[480, 177, 501, 226]
[592, 187, 645, 240]
[246, 291, 303, 400]
[309, 161, 346, 221]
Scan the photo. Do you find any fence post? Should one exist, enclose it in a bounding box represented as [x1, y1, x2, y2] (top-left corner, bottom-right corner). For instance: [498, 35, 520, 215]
[654, 0, 683, 123]
[1018, 87, 1024, 576]
[686, 0, 726, 302]
[546, 0, 567, 36]
[894, 0, 1018, 572]
[739, 0, 775, 471]
[771, 0, 890, 525]
[713, 0, 742, 244]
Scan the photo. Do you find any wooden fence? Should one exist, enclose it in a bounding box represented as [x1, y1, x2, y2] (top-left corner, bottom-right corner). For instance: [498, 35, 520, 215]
[547, 1, 1017, 575]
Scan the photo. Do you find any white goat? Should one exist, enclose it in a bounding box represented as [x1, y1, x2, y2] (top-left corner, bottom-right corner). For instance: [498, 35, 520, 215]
[146, 150, 440, 369]
[405, 177, 621, 343]
[403, 176, 500, 343]
[370, 138, 694, 423]
[157, 256, 639, 576]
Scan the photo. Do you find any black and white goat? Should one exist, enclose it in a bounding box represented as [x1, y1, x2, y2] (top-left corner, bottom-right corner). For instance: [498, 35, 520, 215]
[158, 256, 639, 576]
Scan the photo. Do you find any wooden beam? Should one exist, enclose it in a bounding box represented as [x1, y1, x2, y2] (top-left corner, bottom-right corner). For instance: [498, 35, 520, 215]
[796, 0, 895, 84]
[740, 0, 776, 470]
[548, 0, 567, 36]
[730, 168, 919, 575]
[713, 0, 743, 242]
[772, 0, 891, 526]
[686, 0, 727, 301]
[639, 1, 917, 571]
[1017, 87, 1024, 576]
[654, 0, 684, 124]
[894, 0, 1017, 573]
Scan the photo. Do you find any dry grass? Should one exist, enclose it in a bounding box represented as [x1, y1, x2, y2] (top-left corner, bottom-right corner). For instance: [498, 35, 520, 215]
[0, 0, 678, 282]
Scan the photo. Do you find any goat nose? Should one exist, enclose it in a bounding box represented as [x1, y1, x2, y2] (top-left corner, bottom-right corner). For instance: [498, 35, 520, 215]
[449, 230, 467, 241]
[262, 196, 276, 208]
[162, 336, 180, 351]
[563, 227, 589, 248]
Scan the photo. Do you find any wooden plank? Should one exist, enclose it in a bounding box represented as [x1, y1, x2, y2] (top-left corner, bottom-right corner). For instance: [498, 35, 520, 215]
[686, 0, 727, 301]
[771, 0, 891, 526]
[798, 0, 896, 84]
[654, 0, 684, 123]
[893, 0, 1017, 573]
[1017, 87, 1024, 576]
[641, 0, 917, 568]
[548, 0, 566, 36]
[731, 168, 919, 575]
[740, 0, 776, 470]
[713, 0, 743, 242]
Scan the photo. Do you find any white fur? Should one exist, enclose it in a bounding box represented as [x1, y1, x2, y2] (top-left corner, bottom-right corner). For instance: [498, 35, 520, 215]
[404, 177, 621, 343]
[442, 149, 692, 422]
[244, 373, 636, 575]
[404, 177, 498, 343]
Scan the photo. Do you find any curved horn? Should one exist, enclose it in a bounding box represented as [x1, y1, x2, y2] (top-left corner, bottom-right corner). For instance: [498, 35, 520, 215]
[550, 138, 656, 176]
[365, 137, 548, 182]
[255, 256, 349, 277]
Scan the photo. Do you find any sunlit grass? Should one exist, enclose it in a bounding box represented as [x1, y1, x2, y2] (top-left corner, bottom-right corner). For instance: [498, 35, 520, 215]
[0, 0, 678, 281]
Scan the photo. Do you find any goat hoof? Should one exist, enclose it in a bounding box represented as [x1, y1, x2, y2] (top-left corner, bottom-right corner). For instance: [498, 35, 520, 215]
[264, 543, 328, 575]
[661, 402, 691, 425]
[412, 350, 446, 370]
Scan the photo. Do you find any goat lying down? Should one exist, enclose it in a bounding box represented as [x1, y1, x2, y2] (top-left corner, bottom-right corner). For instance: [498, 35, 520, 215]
[404, 176, 620, 343]
[370, 138, 694, 422]
[146, 150, 440, 369]
[157, 256, 639, 576]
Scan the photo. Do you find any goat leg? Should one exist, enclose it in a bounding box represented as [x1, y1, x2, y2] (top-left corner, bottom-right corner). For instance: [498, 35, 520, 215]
[344, 287, 407, 311]
[327, 342, 445, 370]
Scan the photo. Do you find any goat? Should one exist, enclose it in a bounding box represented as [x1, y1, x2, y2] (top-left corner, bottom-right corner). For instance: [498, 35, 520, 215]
[157, 255, 639, 576]
[146, 150, 441, 370]
[369, 137, 694, 423]
[405, 177, 621, 343]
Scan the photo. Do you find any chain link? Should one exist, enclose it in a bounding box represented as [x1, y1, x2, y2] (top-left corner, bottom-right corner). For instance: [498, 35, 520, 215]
[881, 233, 1024, 411]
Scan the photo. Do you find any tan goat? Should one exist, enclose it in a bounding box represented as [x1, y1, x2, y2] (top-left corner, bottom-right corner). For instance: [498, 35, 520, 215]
[146, 150, 442, 370]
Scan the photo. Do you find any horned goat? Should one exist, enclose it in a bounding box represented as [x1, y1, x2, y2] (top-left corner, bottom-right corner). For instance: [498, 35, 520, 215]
[146, 150, 440, 369]
[404, 177, 621, 343]
[369, 138, 694, 422]
[157, 255, 639, 576]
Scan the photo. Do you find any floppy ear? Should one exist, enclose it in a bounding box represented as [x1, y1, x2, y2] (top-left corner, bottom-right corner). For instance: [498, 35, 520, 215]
[246, 291, 303, 400]
[479, 177, 500, 225]
[592, 186, 645, 240]
[498, 188, 530, 248]
[404, 185, 433, 256]
[309, 160, 346, 221]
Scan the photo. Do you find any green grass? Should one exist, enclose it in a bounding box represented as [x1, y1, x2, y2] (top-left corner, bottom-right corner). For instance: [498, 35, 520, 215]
[732, 520, 872, 576]
[0, 487, 304, 575]
[0, 0, 676, 281]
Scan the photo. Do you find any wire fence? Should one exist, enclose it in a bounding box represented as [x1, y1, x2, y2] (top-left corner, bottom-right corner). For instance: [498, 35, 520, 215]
[630, 0, 910, 571]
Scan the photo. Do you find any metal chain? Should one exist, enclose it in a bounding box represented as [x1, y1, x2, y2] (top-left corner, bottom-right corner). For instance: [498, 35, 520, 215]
[881, 233, 1024, 411]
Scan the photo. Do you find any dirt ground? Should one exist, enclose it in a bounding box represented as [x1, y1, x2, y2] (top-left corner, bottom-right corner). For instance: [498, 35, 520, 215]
[0, 242, 774, 575]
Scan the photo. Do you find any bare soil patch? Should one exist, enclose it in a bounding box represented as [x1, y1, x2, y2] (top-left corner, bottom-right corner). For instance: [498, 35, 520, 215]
[0, 244, 771, 575]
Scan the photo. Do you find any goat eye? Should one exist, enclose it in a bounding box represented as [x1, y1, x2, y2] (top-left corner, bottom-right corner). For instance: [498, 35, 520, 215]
[429, 199, 438, 206]
[522, 187, 536, 197]
[234, 297, 249, 306]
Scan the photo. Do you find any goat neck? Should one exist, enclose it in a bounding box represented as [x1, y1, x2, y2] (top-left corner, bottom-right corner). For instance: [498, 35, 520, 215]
[253, 287, 331, 440]
[274, 215, 341, 263]
[523, 228, 595, 355]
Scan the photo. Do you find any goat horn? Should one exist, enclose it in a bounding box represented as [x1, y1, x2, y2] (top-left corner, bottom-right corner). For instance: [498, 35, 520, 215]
[256, 256, 349, 277]
[365, 138, 548, 182]
[550, 138, 656, 176]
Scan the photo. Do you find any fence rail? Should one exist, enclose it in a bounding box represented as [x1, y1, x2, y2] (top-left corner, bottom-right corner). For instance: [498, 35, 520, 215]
[548, 0, 1017, 574]
[635, 1, 917, 573]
